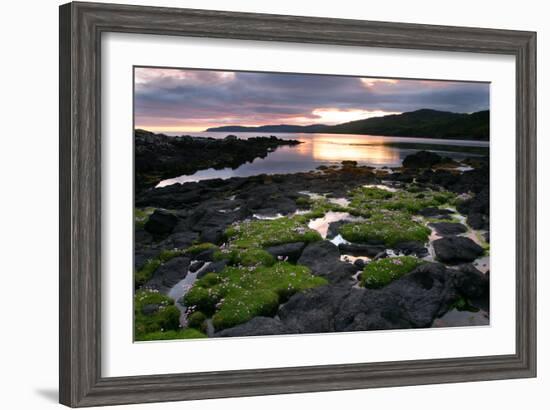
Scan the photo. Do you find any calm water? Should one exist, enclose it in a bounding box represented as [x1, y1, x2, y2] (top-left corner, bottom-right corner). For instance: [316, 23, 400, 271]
[157, 132, 489, 187]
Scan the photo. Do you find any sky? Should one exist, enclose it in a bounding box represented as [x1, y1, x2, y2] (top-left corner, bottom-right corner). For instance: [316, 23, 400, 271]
[134, 67, 490, 133]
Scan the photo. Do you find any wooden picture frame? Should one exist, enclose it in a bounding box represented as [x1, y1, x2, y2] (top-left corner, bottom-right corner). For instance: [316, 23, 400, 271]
[59, 1, 536, 407]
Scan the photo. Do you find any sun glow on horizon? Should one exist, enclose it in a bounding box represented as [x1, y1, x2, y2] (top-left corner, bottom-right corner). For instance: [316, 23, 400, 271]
[311, 108, 401, 124]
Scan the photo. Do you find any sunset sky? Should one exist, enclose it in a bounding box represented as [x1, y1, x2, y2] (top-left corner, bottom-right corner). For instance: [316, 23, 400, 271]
[134, 67, 490, 133]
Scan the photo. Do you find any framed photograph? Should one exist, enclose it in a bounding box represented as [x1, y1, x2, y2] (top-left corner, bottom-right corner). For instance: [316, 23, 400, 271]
[59, 1, 536, 407]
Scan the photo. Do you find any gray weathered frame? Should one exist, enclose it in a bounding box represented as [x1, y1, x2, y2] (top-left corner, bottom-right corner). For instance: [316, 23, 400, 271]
[59, 1, 537, 407]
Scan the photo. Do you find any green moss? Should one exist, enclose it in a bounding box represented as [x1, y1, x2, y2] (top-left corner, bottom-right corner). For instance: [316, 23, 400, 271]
[184, 285, 223, 315]
[135, 207, 155, 229]
[184, 242, 218, 255]
[449, 296, 480, 313]
[348, 186, 456, 215]
[212, 289, 280, 330]
[361, 256, 424, 288]
[184, 262, 327, 331]
[187, 311, 207, 329]
[135, 258, 162, 288]
[225, 218, 322, 249]
[158, 248, 184, 262]
[134, 290, 181, 339]
[215, 247, 275, 267]
[199, 272, 222, 287]
[295, 196, 312, 207]
[135, 248, 187, 288]
[136, 328, 207, 341]
[340, 212, 431, 247]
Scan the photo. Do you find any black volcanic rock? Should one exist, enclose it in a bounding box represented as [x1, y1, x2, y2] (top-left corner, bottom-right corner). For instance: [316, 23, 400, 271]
[402, 150, 443, 169]
[266, 242, 306, 263]
[429, 222, 468, 236]
[433, 236, 484, 264]
[297, 241, 357, 284]
[145, 256, 190, 292]
[338, 242, 385, 257]
[144, 210, 178, 236]
[134, 129, 302, 192]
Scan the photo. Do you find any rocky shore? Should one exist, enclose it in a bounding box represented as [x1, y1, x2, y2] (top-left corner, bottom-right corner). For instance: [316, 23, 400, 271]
[133, 136, 490, 341]
[135, 129, 302, 192]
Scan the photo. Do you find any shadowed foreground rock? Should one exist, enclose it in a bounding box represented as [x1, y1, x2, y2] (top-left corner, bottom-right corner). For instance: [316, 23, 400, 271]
[216, 262, 488, 336]
[297, 241, 357, 284]
[433, 236, 484, 264]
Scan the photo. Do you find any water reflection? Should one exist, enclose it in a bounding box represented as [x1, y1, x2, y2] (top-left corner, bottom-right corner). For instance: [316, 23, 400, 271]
[157, 132, 489, 187]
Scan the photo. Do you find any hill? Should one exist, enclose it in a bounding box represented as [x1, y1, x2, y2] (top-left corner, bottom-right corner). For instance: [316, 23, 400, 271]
[206, 109, 489, 140]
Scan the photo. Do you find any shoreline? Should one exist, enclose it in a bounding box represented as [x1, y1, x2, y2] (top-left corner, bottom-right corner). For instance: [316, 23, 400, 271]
[134, 149, 490, 341]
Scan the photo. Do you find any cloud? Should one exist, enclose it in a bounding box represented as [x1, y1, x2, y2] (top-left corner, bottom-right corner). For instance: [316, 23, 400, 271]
[134, 67, 490, 131]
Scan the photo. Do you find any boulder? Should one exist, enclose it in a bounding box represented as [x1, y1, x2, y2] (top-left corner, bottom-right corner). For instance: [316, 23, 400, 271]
[452, 264, 489, 302]
[165, 231, 199, 249]
[216, 317, 289, 337]
[141, 304, 161, 316]
[278, 285, 351, 333]
[197, 259, 227, 278]
[418, 207, 455, 218]
[327, 220, 347, 239]
[467, 213, 489, 230]
[338, 242, 385, 257]
[334, 262, 458, 330]
[353, 259, 366, 269]
[428, 222, 468, 236]
[144, 210, 178, 236]
[266, 242, 306, 263]
[402, 150, 443, 169]
[145, 256, 190, 292]
[393, 241, 429, 257]
[433, 236, 484, 264]
[188, 260, 205, 273]
[297, 241, 357, 283]
[134, 249, 159, 271]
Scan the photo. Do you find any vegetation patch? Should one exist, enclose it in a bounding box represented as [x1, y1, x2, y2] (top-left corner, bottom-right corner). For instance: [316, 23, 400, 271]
[135, 259, 162, 288]
[224, 218, 322, 248]
[348, 186, 456, 215]
[448, 296, 480, 313]
[135, 207, 156, 229]
[184, 242, 218, 255]
[137, 328, 207, 341]
[187, 311, 208, 332]
[184, 262, 327, 331]
[340, 211, 431, 246]
[215, 247, 275, 267]
[134, 290, 181, 340]
[361, 256, 424, 288]
[135, 248, 187, 288]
